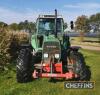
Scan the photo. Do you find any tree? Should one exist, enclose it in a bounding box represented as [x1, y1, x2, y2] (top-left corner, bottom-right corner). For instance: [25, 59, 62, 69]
[0, 22, 8, 32]
[95, 13, 100, 22]
[24, 20, 29, 31]
[89, 13, 100, 44]
[18, 22, 24, 30]
[28, 22, 36, 32]
[18, 20, 36, 32]
[75, 15, 90, 32]
[89, 13, 100, 33]
[89, 15, 96, 22]
[75, 15, 90, 42]
[9, 23, 18, 31]
[0, 22, 6, 27]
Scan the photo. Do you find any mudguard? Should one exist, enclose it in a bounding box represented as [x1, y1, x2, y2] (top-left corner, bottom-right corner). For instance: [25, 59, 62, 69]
[19, 44, 33, 50]
[70, 46, 81, 52]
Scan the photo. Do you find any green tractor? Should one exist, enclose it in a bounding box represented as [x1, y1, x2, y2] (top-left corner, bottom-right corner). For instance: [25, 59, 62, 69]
[16, 10, 88, 83]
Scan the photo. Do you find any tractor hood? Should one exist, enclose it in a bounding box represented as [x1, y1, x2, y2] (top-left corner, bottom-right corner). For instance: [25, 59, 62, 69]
[31, 34, 61, 56]
[43, 35, 61, 57]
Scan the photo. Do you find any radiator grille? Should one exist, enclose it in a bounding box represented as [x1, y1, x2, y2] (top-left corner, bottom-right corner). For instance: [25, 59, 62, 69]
[43, 41, 60, 54]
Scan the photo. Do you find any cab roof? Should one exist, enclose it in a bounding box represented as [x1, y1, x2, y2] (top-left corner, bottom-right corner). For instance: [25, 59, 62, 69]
[38, 15, 63, 19]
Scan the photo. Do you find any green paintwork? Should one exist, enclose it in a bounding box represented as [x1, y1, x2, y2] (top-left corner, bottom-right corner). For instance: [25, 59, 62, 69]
[31, 15, 70, 53]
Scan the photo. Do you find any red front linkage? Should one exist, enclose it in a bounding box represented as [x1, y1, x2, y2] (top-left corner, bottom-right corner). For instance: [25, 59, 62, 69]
[33, 61, 78, 79]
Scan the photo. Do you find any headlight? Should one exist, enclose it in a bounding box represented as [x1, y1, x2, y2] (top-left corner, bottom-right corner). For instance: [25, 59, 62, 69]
[44, 53, 48, 58]
[55, 54, 60, 59]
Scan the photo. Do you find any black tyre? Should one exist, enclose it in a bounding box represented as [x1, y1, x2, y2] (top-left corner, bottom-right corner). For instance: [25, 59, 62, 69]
[69, 51, 87, 80]
[16, 48, 33, 83]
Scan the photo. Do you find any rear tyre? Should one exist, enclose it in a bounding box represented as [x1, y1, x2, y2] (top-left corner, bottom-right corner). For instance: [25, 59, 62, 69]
[69, 51, 87, 80]
[16, 48, 33, 83]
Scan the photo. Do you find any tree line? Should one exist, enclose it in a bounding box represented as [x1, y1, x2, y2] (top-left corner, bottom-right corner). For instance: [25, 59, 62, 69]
[75, 12, 100, 33]
[0, 20, 36, 32]
[0, 12, 100, 33]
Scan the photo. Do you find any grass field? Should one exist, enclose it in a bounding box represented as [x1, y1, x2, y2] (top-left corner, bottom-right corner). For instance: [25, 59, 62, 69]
[0, 49, 100, 95]
[70, 37, 99, 42]
[70, 37, 100, 47]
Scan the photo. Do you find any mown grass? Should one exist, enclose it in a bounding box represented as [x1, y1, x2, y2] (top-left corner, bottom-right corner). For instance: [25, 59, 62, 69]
[0, 49, 100, 95]
[70, 37, 100, 46]
[70, 37, 99, 42]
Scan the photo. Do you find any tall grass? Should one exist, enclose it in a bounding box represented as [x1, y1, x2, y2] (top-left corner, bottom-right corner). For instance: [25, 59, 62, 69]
[0, 31, 11, 70]
[0, 30, 28, 70]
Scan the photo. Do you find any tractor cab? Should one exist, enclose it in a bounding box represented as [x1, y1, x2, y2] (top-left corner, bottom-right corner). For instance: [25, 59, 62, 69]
[37, 15, 64, 35]
[31, 10, 70, 63]
[31, 11, 65, 52]
[35, 15, 62, 61]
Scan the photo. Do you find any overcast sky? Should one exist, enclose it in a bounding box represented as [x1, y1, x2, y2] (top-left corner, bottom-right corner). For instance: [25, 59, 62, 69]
[0, 0, 100, 24]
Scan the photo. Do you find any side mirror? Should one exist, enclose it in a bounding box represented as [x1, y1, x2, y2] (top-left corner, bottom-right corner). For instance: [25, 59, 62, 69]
[70, 21, 74, 30]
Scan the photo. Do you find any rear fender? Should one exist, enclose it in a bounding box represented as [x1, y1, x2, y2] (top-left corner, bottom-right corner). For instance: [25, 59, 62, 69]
[19, 44, 33, 50]
[70, 46, 81, 52]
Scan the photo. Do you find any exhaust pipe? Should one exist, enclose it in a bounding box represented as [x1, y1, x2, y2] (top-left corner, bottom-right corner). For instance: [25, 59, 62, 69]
[55, 9, 57, 38]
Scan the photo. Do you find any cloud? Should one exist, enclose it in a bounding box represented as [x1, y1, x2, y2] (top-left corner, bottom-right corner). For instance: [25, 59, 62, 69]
[64, 3, 100, 9]
[0, 7, 58, 24]
[0, 3, 100, 25]
[0, 7, 41, 24]
[63, 2, 100, 24]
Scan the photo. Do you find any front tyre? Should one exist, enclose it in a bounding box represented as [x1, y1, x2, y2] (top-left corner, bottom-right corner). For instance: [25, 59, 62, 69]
[16, 48, 33, 83]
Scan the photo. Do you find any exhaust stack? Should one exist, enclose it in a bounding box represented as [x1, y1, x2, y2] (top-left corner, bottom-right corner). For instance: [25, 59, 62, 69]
[55, 9, 57, 38]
